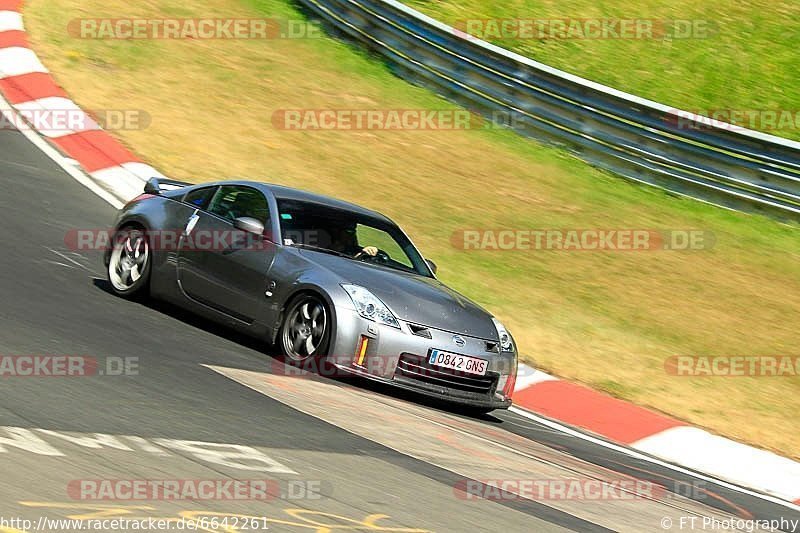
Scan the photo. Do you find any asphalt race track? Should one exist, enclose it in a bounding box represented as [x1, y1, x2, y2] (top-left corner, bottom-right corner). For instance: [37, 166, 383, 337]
[0, 122, 798, 532]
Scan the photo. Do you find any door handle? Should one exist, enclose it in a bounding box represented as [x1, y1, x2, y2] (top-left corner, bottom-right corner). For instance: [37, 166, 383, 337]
[184, 211, 200, 236]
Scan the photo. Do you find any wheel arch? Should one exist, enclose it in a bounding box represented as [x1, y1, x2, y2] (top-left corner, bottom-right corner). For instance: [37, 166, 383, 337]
[104, 216, 152, 266]
[270, 285, 339, 350]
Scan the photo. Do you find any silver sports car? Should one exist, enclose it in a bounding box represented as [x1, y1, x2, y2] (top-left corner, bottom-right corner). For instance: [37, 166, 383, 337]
[105, 178, 519, 412]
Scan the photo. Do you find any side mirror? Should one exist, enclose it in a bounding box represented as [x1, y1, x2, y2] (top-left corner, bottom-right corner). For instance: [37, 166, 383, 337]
[425, 258, 438, 274]
[234, 216, 265, 236]
[144, 177, 161, 195]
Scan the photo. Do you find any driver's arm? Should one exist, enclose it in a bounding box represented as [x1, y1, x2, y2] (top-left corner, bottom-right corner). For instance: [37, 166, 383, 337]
[361, 246, 378, 256]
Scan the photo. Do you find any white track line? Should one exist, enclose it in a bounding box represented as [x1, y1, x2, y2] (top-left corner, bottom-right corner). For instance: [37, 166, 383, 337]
[0, 93, 124, 209]
[508, 406, 800, 511]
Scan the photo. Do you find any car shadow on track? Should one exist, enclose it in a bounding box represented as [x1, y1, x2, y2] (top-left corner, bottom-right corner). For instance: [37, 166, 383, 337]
[92, 278, 504, 423]
[92, 277, 270, 353]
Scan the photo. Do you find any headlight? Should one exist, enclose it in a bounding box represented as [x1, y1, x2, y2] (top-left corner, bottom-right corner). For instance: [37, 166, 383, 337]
[341, 284, 400, 328]
[492, 318, 514, 352]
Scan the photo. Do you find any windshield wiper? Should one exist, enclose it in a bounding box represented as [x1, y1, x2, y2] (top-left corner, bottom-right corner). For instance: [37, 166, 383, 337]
[288, 243, 349, 258]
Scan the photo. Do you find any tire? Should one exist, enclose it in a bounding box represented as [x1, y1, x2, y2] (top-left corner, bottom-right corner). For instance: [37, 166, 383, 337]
[107, 226, 152, 299]
[279, 294, 332, 364]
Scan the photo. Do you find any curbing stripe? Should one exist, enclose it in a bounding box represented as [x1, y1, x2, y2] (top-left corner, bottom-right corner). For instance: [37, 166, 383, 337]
[512, 366, 800, 501]
[0, 94, 125, 208]
[0, 10, 23, 32]
[510, 405, 800, 511]
[632, 426, 800, 502]
[0, 5, 147, 204]
[0, 29, 27, 48]
[0, 1, 23, 12]
[0, 46, 45, 78]
[513, 364, 557, 391]
[89, 166, 152, 202]
[14, 96, 99, 138]
[51, 130, 140, 173]
[120, 161, 167, 182]
[513, 378, 685, 444]
[0, 72, 66, 103]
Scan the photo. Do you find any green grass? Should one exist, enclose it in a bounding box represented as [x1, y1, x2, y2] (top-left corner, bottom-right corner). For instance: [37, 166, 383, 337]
[25, 0, 800, 457]
[406, 0, 800, 140]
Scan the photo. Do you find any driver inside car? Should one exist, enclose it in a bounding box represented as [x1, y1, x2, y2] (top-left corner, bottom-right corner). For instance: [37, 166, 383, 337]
[330, 225, 378, 257]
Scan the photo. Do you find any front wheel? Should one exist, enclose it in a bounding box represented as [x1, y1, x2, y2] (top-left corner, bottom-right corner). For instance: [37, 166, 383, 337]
[280, 294, 331, 363]
[107, 226, 152, 299]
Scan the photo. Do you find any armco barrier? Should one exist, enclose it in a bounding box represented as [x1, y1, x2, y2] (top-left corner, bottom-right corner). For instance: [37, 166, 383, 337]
[297, 0, 800, 221]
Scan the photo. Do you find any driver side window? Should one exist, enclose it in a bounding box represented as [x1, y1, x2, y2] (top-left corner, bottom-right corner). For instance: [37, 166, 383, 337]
[208, 185, 270, 225]
[355, 224, 413, 268]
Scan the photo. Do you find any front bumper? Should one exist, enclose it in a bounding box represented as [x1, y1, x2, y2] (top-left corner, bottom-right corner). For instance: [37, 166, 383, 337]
[328, 309, 516, 409]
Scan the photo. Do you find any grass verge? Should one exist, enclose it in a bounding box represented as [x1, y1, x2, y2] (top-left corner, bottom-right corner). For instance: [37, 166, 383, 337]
[26, 0, 800, 457]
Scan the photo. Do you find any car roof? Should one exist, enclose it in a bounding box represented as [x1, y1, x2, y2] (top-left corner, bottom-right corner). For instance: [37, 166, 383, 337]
[209, 180, 395, 225]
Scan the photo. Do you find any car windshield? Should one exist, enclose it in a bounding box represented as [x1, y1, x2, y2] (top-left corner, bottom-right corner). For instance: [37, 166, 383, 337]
[276, 198, 431, 277]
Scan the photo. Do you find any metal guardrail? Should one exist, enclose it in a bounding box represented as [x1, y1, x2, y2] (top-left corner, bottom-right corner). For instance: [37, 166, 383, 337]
[297, 0, 800, 221]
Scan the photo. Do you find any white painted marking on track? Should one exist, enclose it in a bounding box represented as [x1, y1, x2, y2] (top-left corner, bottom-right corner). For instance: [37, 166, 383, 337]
[507, 406, 800, 511]
[154, 439, 297, 474]
[38, 429, 133, 451]
[45, 247, 98, 275]
[125, 435, 170, 456]
[43, 260, 75, 269]
[0, 427, 63, 456]
[0, 426, 296, 474]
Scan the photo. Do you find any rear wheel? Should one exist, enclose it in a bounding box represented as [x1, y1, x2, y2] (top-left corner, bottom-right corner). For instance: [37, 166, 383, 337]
[280, 294, 331, 363]
[107, 226, 151, 299]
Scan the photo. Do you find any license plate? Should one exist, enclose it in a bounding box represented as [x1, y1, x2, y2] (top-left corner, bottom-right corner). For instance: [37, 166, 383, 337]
[429, 349, 488, 376]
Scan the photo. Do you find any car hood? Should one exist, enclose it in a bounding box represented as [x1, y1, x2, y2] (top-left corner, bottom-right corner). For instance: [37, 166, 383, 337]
[296, 249, 499, 340]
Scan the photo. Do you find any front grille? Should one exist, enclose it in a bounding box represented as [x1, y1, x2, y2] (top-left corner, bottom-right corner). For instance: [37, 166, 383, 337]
[394, 353, 498, 398]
